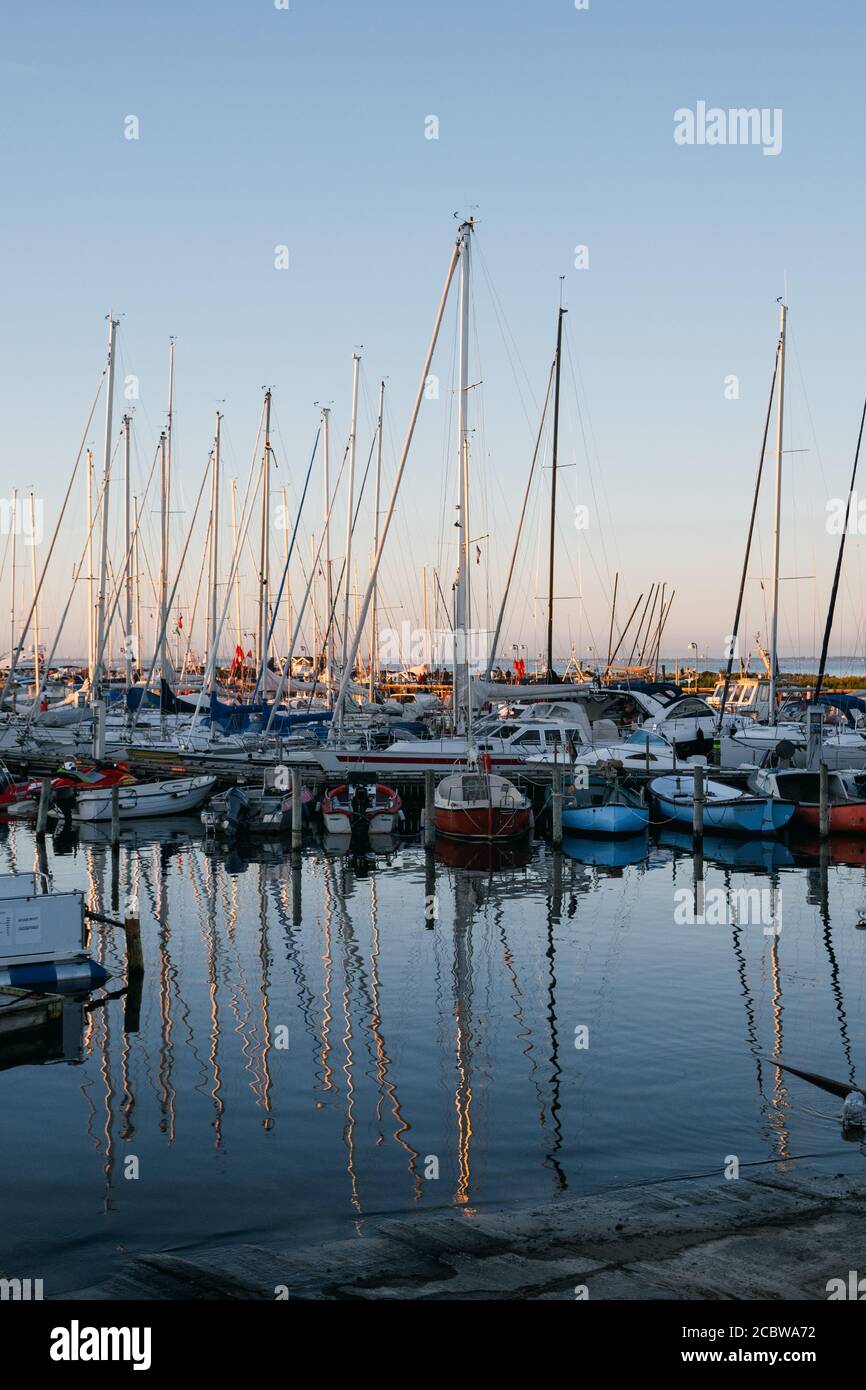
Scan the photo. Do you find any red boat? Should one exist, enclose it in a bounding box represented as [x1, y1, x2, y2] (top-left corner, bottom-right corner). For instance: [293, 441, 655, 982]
[433, 768, 533, 842]
[751, 767, 866, 834]
[0, 759, 136, 817]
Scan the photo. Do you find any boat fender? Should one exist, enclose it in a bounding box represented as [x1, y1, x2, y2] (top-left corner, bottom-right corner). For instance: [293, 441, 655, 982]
[479, 752, 492, 774]
[842, 1091, 866, 1132]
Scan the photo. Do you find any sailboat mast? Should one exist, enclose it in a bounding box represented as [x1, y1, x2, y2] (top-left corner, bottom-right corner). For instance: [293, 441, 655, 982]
[258, 389, 272, 695]
[321, 407, 333, 697]
[93, 314, 118, 696]
[158, 428, 169, 682]
[453, 221, 472, 733]
[546, 304, 566, 678]
[768, 300, 787, 718]
[9, 487, 16, 685]
[86, 451, 95, 685]
[207, 411, 221, 677]
[369, 379, 384, 699]
[281, 482, 291, 691]
[29, 492, 40, 694]
[133, 495, 141, 677]
[123, 415, 133, 689]
[342, 354, 361, 680]
[230, 479, 242, 678]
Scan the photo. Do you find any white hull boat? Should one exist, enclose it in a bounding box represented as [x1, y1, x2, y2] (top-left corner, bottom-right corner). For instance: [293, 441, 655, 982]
[67, 774, 218, 821]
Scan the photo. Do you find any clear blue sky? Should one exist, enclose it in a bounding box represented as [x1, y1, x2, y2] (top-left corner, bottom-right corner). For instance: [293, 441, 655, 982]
[1, 0, 865, 666]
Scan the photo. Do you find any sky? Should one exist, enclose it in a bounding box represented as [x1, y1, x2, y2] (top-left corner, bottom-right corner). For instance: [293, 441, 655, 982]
[1, 0, 865, 668]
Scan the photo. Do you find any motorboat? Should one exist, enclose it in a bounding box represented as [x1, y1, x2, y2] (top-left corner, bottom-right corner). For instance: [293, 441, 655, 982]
[320, 783, 402, 835]
[649, 773, 795, 836]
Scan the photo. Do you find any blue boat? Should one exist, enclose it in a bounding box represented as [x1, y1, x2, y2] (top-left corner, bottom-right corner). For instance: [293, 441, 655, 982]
[650, 773, 795, 837]
[562, 832, 649, 868]
[561, 777, 649, 837]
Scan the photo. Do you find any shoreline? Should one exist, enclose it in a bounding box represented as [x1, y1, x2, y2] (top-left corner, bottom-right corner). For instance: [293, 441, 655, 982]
[60, 1162, 866, 1302]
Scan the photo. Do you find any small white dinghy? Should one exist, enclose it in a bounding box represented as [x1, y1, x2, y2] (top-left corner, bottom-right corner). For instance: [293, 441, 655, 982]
[67, 775, 218, 822]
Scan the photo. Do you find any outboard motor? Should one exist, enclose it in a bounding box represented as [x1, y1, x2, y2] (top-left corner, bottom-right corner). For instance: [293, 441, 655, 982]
[350, 783, 371, 850]
[842, 1091, 866, 1135]
[225, 785, 252, 835]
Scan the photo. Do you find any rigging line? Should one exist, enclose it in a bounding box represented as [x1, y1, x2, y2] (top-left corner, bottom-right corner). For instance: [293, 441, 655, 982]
[0, 356, 106, 706]
[563, 320, 618, 592]
[486, 355, 556, 676]
[814, 387, 866, 701]
[474, 237, 540, 434]
[717, 340, 780, 724]
[137, 399, 267, 735]
[250, 427, 320, 703]
[310, 428, 380, 686]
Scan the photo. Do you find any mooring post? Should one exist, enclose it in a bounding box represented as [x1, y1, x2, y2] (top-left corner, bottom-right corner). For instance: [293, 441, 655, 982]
[291, 766, 302, 852]
[124, 896, 143, 979]
[35, 776, 51, 836]
[110, 785, 120, 846]
[692, 763, 704, 847]
[819, 760, 830, 839]
[552, 764, 563, 848]
[424, 771, 435, 848]
[645, 735, 650, 774]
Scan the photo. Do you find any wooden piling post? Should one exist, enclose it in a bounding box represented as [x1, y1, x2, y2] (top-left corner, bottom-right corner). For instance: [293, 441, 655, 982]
[291, 766, 303, 852]
[110, 785, 120, 846]
[124, 897, 143, 979]
[552, 765, 563, 848]
[35, 776, 50, 836]
[424, 771, 435, 848]
[819, 761, 830, 839]
[692, 763, 704, 846]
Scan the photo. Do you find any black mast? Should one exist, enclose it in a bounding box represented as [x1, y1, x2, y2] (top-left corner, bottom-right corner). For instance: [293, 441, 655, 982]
[546, 303, 566, 679]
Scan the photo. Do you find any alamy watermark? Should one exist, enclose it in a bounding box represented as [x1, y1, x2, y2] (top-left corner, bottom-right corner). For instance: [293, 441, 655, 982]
[0, 496, 43, 546]
[674, 102, 782, 157]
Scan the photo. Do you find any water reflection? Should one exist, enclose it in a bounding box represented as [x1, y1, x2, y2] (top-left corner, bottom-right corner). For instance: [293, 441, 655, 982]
[2, 816, 866, 1295]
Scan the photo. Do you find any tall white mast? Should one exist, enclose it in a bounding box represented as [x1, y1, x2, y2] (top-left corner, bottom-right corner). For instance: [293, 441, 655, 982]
[29, 492, 40, 695]
[368, 379, 384, 699]
[768, 299, 786, 719]
[133, 494, 141, 677]
[257, 389, 272, 696]
[92, 313, 118, 756]
[207, 411, 221, 678]
[453, 221, 473, 735]
[123, 414, 133, 689]
[9, 487, 16, 698]
[86, 450, 95, 685]
[230, 479, 242, 678]
[93, 314, 118, 695]
[341, 353, 361, 680]
[321, 406, 333, 697]
[158, 429, 169, 683]
[280, 482, 291, 692]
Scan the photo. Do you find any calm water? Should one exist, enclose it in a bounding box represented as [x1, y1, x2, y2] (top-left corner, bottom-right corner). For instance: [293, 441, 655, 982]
[2, 817, 866, 1296]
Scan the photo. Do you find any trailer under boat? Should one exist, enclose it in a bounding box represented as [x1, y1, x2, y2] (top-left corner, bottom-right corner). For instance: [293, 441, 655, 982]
[434, 770, 533, 842]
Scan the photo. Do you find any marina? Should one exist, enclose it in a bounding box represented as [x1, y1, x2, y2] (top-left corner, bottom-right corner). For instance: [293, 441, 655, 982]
[6, 0, 866, 1356]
